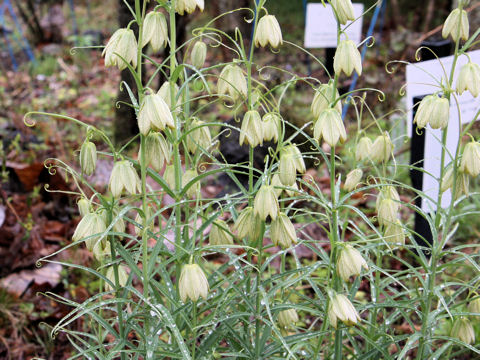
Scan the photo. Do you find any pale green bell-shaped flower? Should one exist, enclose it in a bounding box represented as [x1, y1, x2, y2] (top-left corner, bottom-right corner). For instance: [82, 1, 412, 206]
[456, 62, 480, 98]
[334, 40, 362, 77]
[328, 292, 360, 329]
[142, 11, 168, 52]
[102, 28, 137, 70]
[442, 8, 469, 42]
[254, 15, 283, 48]
[179, 263, 209, 302]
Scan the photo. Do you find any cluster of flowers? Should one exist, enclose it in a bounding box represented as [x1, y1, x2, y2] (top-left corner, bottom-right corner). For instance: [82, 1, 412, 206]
[72, 0, 480, 335]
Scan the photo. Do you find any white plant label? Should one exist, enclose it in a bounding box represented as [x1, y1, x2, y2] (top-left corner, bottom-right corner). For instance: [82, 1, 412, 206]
[406, 50, 480, 211]
[304, 3, 364, 48]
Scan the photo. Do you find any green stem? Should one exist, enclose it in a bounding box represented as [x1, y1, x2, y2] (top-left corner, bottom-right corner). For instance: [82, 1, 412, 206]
[168, 0, 184, 293]
[417, 5, 463, 357]
[191, 303, 198, 359]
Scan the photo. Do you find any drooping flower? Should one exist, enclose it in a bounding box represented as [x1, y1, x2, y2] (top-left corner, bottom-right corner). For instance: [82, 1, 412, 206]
[179, 264, 209, 302]
[451, 317, 475, 345]
[209, 219, 234, 246]
[254, 15, 283, 48]
[311, 82, 342, 118]
[328, 293, 361, 329]
[254, 185, 280, 221]
[336, 245, 368, 281]
[356, 137, 372, 162]
[217, 64, 247, 100]
[105, 265, 129, 291]
[137, 93, 174, 135]
[334, 40, 362, 77]
[233, 207, 262, 241]
[314, 109, 347, 147]
[80, 140, 97, 176]
[461, 141, 480, 177]
[109, 160, 141, 198]
[270, 212, 297, 249]
[72, 212, 106, 251]
[144, 132, 171, 172]
[344, 169, 363, 192]
[191, 41, 207, 69]
[456, 62, 480, 97]
[262, 112, 281, 143]
[240, 110, 263, 148]
[142, 11, 168, 52]
[176, 0, 204, 16]
[369, 132, 393, 163]
[102, 28, 137, 70]
[278, 308, 299, 329]
[186, 118, 212, 154]
[442, 8, 469, 42]
[331, 0, 355, 25]
[413, 94, 450, 130]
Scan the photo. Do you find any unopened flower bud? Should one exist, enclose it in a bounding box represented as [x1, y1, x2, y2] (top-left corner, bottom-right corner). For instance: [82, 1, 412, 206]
[331, 0, 355, 25]
[191, 41, 207, 69]
[143, 132, 171, 172]
[255, 15, 283, 48]
[442, 8, 469, 42]
[314, 109, 347, 147]
[142, 11, 168, 52]
[461, 141, 480, 177]
[158, 81, 181, 111]
[254, 185, 279, 221]
[311, 82, 342, 118]
[328, 292, 360, 329]
[451, 317, 475, 345]
[186, 118, 212, 154]
[356, 137, 372, 162]
[218, 64, 247, 100]
[77, 198, 90, 217]
[456, 62, 480, 98]
[102, 28, 137, 70]
[209, 219, 234, 246]
[138, 93, 174, 135]
[240, 110, 263, 148]
[270, 212, 297, 248]
[80, 141, 97, 176]
[72, 212, 106, 251]
[336, 245, 368, 281]
[414, 95, 449, 130]
[278, 308, 299, 329]
[370, 132, 393, 163]
[109, 160, 141, 198]
[105, 265, 129, 291]
[334, 40, 362, 77]
[183, 169, 200, 198]
[262, 112, 281, 142]
[233, 207, 262, 241]
[179, 263, 209, 302]
[468, 298, 480, 315]
[383, 219, 405, 247]
[344, 169, 363, 192]
[176, 0, 204, 15]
